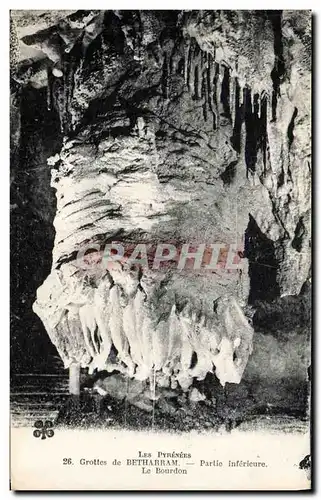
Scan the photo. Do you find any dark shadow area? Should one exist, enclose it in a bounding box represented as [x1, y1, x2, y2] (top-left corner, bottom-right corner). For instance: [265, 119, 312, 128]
[244, 214, 280, 304]
[10, 85, 63, 374]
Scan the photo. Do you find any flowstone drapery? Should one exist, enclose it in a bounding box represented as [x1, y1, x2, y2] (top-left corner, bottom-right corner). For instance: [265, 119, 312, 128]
[11, 10, 311, 397]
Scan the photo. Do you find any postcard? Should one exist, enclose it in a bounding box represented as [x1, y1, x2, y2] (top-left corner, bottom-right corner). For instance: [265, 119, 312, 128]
[10, 9, 311, 490]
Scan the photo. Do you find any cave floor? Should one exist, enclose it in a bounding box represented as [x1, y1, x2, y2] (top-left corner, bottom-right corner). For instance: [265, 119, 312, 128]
[11, 368, 309, 434]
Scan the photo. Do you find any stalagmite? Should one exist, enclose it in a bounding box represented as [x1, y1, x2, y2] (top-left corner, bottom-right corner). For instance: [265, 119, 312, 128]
[206, 52, 216, 129]
[184, 40, 190, 84]
[186, 41, 193, 92]
[214, 63, 220, 128]
[194, 45, 202, 100]
[239, 85, 247, 156]
[153, 320, 169, 373]
[230, 76, 235, 127]
[69, 362, 80, 395]
[109, 285, 135, 376]
[46, 67, 52, 111]
[207, 53, 213, 110]
[79, 302, 97, 371]
[93, 277, 113, 371]
[59, 58, 68, 134]
[164, 304, 182, 376]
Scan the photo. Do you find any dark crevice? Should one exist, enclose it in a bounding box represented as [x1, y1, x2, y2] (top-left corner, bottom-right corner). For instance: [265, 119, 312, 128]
[244, 214, 280, 303]
[243, 89, 269, 176]
[220, 160, 238, 185]
[202, 72, 208, 121]
[230, 78, 243, 153]
[220, 66, 231, 118]
[277, 168, 285, 188]
[287, 107, 298, 148]
[269, 10, 286, 122]
[190, 352, 198, 370]
[93, 325, 101, 353]
[244, 89, 257, 175]
[11, 85, 62, 372]
[292, 217, 306, 252]
[101, 11, 126, 54]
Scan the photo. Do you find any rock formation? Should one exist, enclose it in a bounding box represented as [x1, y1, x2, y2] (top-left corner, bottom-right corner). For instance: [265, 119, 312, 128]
[11, 11, 311, 397]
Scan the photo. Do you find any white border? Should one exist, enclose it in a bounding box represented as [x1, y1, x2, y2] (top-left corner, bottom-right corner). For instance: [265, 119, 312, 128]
[1, 2, 319, 498]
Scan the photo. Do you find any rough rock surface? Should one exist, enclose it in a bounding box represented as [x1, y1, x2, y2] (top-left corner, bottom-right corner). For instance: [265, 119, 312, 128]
[11, 11, 311, 406]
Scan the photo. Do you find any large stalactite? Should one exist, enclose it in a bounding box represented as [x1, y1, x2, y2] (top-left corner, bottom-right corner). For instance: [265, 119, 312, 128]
[11, 10, 311, 401]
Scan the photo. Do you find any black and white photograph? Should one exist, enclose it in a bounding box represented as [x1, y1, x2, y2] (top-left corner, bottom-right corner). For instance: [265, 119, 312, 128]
[9, 7, 312, 491]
